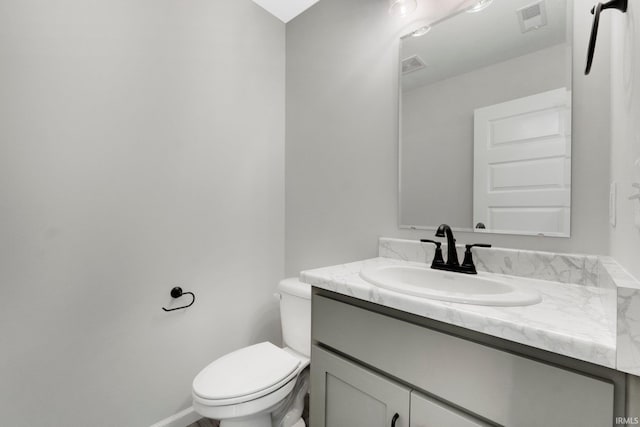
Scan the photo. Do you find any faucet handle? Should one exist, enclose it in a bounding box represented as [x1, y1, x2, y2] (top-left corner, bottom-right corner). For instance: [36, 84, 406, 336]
[420, 239, 441, 248]
[461, 244, 492, 274]
[420, 239, 445, 267]
[465, 243, 492, 250]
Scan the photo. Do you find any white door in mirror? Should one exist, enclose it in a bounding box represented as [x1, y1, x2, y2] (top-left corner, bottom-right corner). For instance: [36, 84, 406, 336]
[473, 88, 571, 237]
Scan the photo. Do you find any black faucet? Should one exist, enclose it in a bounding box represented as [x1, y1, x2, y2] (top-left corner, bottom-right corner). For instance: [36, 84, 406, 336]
[421, 223, 491, 274]
[435, 224, 459, 267]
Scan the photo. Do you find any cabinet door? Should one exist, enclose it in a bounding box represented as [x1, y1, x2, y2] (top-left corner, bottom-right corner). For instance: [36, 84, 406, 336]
[311, 345, 410, 427]
[410, 391, 490, 427]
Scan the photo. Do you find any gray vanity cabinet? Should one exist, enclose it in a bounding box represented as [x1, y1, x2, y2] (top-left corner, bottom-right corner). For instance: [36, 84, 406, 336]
[311, 344, 486, 427]
[410, 392, 489, 427]
[311, 345, 410, 427]
[310, 291, 619, 427]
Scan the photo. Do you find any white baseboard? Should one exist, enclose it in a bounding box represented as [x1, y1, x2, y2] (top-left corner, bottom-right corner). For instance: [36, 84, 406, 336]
[150, 406, 201, 427]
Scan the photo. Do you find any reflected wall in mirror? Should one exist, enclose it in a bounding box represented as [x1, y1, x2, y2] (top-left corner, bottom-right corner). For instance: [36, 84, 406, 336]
[399, 0, 572, 237]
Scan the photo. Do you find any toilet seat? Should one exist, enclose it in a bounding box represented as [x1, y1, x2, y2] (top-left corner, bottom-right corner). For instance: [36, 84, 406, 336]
[193, 373, 300, 421]
[192, 342, 302, 406]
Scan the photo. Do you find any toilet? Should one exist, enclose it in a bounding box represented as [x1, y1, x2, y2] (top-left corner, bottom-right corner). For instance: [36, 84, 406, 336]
[192, 278, 311, 427]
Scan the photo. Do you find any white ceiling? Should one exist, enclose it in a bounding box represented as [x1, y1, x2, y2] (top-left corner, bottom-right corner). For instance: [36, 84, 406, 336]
[252, 0, 321, 23]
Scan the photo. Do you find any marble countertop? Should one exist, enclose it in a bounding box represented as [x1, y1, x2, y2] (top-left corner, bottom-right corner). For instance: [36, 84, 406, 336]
[301, 257, 617, 368]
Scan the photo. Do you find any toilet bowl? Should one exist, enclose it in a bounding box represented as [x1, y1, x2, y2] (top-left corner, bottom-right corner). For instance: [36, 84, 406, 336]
[192, 278, 311, 427]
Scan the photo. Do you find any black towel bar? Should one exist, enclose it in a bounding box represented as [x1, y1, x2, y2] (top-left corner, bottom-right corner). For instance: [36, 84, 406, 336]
[585, 0, 628, 75]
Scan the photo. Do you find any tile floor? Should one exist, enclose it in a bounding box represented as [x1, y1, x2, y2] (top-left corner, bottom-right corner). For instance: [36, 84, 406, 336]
[187, 395, 309, 427]
[186, 418, 218, 427]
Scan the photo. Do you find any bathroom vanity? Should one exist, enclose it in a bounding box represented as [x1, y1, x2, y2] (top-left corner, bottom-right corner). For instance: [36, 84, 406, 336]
[311, 292, 620, 427]
[304, 239, 640, 427]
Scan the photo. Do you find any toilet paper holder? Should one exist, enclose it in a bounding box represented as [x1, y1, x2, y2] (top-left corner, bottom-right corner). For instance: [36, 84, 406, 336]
[162, 286, 196, 312]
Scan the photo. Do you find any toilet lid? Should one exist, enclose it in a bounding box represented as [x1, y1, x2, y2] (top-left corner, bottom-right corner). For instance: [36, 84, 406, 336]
[192, 342, 301, 401]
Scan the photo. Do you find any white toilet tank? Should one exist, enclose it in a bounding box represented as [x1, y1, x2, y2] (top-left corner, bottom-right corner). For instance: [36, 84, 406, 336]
[277, 278, 311, 358]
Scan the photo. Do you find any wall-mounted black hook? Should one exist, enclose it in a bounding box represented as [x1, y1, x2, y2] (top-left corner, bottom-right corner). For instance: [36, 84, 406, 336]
[585, 0, 628, 75]
[162, 286, 195, 312]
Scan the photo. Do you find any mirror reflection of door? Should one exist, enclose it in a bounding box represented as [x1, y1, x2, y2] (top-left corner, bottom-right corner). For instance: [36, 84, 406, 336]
[398, 0, 573, 237]
[473, 88, 571, 236]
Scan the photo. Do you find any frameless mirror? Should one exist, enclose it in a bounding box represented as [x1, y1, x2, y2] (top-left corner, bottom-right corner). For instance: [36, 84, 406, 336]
[399, 0, 573, 237]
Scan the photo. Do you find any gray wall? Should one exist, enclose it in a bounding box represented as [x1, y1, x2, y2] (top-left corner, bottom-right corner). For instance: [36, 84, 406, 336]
[286, 0, 612, 276]
[609, 3, 640, 280]
[401, 43, 569, 228]
[0, 1, 284, 426]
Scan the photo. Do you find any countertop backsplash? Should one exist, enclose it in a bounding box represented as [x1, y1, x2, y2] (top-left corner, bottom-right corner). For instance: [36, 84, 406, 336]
[380, 237, 600, 287]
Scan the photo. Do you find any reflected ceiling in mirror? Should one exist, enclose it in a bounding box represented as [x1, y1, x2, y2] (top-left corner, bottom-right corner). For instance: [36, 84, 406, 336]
[399, 0, 572, 237]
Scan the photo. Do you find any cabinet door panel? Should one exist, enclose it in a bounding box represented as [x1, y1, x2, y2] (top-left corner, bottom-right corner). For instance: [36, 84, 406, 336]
[410, 391, 490, 427]
[325, 374, 387, 427]
[311, 345, 410, 427]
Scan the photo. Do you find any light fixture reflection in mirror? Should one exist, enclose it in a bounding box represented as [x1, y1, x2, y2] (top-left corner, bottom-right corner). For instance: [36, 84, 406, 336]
[389, 0, 418, 17]
[467, 0, 494, 13]
[411, 26, 432, 37]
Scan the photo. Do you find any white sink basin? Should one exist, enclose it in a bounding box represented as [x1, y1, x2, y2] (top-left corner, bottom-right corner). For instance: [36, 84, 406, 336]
[360, 263, 541, 306]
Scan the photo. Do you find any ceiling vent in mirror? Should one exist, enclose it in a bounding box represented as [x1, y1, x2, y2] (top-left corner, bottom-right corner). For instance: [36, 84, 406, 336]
[402, 55, 426, 74]
[517, 1, 548, 33]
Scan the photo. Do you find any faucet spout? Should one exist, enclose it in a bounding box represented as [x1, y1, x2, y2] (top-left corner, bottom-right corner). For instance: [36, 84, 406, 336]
[435, 224, 459, 266]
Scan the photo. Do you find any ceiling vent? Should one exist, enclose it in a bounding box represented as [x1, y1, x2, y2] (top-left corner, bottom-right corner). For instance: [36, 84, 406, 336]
[517, 1, 548, 33]
[402, 55, 426, 74]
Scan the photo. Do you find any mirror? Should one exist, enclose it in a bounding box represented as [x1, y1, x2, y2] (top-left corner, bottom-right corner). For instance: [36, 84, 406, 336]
[399, 0, 573, 237]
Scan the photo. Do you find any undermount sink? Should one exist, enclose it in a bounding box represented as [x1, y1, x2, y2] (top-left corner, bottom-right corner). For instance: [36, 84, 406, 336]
[360, 263, 541, 307]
